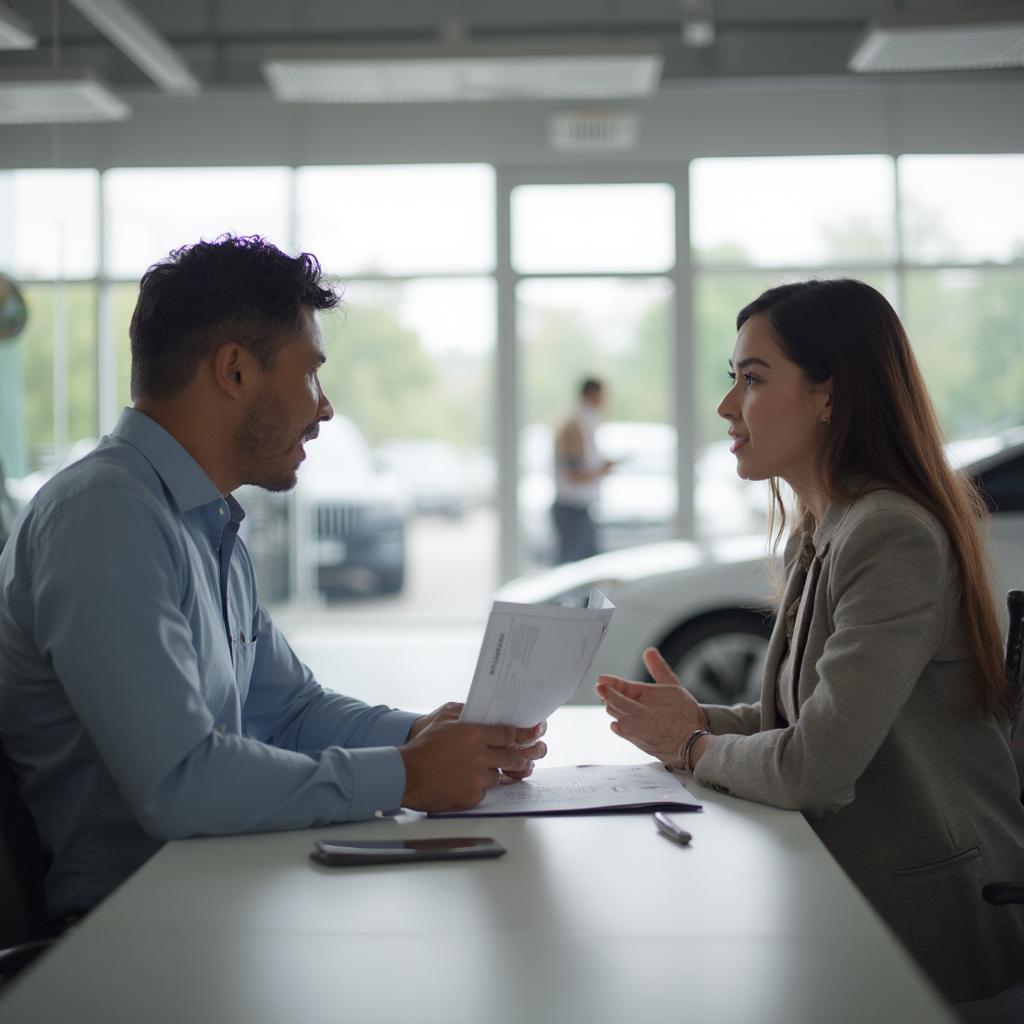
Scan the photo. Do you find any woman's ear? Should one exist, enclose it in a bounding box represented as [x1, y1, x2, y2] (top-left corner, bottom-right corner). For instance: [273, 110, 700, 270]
[817, 380, 833, 425]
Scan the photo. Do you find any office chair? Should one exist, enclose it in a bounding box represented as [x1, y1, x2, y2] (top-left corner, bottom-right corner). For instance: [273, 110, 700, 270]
[957, 590, 1024, 1023]
[0, 741, 53, 984]
[1004, 589, 1024, 801]
[980, 589, 1024, 906]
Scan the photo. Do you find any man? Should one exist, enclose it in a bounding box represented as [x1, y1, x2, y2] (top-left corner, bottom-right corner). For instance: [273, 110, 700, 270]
[551, 378, 615, 563]
[0, 235, 545, 922]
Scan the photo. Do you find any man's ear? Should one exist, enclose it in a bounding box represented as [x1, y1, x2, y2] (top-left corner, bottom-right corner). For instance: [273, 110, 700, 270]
[211, 342, 255, 399]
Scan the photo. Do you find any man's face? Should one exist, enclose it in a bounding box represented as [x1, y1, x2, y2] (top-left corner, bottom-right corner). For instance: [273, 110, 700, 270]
[233, 307, 334, 492]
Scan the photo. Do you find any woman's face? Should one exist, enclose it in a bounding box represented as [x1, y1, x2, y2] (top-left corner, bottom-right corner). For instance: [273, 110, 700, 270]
[717, 312, 831, 495]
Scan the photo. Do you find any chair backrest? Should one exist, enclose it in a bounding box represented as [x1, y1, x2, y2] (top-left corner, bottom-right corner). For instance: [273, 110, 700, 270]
[0, 742, 49, 948]
[1007, 590, 1024, 801]
[1007, 591, 1024, 711]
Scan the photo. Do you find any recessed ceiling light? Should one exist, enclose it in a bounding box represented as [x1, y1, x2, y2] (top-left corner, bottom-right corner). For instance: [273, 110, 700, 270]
[264, 41, 663, 103]
[850, 10, 1024, 72]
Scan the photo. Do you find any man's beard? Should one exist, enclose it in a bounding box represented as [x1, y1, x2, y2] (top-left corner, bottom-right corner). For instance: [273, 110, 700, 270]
[233, 392, 307, 493]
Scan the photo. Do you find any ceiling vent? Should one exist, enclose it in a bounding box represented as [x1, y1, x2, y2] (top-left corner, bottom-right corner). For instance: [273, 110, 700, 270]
[264, 41, 663, 103]
[548, 111, 640, 152]
[850, 9, 1024, 72]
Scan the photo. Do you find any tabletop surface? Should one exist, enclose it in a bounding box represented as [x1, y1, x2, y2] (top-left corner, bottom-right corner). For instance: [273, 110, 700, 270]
[0, 707, 953, 1024]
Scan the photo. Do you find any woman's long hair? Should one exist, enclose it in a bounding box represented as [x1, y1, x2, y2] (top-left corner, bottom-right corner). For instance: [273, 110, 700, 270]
[737, 278, 1009, 716]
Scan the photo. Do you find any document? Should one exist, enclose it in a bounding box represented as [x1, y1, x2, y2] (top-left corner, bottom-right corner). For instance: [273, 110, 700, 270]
[432, 763, 702, 817]
[460, 590, 615, 727]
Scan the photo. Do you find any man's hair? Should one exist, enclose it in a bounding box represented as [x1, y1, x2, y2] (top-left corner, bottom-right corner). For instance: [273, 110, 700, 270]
[129, 234, 340, 400]
[580, 377, 603, 399]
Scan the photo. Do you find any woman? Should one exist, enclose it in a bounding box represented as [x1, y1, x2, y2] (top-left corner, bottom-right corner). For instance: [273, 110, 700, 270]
[597, 279, 1024, 1005]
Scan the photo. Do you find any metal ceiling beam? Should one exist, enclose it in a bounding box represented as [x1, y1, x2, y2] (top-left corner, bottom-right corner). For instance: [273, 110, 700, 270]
[67, 0, 200, 95]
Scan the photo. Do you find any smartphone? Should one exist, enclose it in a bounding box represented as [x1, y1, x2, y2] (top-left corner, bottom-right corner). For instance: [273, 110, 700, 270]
[310, 837, 506, 867]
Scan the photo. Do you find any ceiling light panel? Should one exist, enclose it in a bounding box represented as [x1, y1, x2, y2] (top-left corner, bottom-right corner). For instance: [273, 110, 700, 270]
[0, 3, 36, 49]
[850, 14, 1024, 72]
[264, 46, 663, 103]
[0, 69, 130, 124]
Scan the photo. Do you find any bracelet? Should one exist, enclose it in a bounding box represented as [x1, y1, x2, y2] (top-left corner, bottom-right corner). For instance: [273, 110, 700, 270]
[678, 728, 710, 774]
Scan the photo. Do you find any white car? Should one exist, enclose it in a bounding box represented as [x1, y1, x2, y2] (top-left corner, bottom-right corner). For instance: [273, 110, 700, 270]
[498, 428, 1024, 706]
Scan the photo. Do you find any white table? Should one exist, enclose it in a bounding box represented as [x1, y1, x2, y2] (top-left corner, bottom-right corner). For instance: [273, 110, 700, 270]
[0, 708, 953, 1024]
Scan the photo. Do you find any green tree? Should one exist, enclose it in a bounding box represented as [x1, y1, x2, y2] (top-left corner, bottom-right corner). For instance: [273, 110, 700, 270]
[904, 269, 1024, 439]
[318, 301, 465, 446]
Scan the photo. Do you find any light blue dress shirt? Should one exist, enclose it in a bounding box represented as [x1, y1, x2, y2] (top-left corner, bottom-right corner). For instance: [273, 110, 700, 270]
[0, 408, 419, 918]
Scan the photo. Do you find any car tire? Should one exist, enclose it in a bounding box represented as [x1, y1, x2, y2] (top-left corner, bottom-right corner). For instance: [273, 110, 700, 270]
[656, 609, 774, 707]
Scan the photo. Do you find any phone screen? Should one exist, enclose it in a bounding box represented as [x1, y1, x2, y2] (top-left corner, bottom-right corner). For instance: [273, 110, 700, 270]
[311, 837, 506, 867]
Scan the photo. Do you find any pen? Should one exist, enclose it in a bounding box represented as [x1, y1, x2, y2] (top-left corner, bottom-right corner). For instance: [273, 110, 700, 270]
[653, 811, 692, 847]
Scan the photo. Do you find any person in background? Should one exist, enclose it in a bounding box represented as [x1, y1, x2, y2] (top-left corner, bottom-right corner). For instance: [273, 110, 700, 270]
[596, 278, 1024, 1005]
[0, 234, 546, 924]
[551, 377, 616, 563]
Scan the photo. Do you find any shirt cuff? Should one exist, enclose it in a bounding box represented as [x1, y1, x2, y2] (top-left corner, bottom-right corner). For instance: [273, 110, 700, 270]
[362, 709, 421, 748]
[345, 745, 409, 818]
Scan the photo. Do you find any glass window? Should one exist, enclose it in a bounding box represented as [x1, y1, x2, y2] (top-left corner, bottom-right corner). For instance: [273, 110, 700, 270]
[110, 282, 140, 409]
[516, 276, 674, 565]
[0, 170, 99, 280]
[18, 283, 97, 471]
[974, 450, 1024, 514]
[511, 183, 674, 274]
[903, 268, 1024, 440]
[899, 155, 1024, 265]
[691, 156, 895, 267]
[104, 167, 292, 279]
[302, 277, 497, 612]
[321, 278, 495, 447]
[296, 165, 494, 275]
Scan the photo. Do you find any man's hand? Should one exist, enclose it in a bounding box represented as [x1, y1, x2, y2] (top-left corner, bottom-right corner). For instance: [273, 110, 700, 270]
[400, 716, 547, 812]
[595, 647, 709, 766]
[407, 701, 462, 740]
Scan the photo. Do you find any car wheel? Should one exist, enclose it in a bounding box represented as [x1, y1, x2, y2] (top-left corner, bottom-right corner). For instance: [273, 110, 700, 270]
[656, 609, 773, 706]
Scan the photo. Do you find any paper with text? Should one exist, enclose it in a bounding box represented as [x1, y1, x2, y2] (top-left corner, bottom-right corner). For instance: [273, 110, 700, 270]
[432, 763, 702, 817]
[460, 590, 615, 727]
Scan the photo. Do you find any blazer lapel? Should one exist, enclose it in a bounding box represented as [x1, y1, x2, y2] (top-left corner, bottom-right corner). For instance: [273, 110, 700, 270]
[785, 546, 829, 719]
[760, 554, 808, 730]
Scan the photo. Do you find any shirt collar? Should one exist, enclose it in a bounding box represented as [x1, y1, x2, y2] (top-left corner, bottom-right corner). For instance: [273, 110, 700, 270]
[111, 407, 226, 514]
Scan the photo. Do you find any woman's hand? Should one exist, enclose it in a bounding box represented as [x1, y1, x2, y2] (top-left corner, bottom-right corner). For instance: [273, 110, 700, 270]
[596, 647, 709, 767]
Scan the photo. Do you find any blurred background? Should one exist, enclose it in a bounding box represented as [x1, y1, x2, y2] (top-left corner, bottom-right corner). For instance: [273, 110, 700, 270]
[0, 2, 1022, 696]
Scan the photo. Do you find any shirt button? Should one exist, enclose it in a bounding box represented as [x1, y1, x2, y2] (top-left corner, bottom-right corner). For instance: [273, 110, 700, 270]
[217, 508, 226, 517]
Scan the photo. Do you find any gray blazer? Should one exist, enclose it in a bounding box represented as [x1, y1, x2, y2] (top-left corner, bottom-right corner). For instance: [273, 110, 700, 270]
[695, 488, 1024, 1004]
